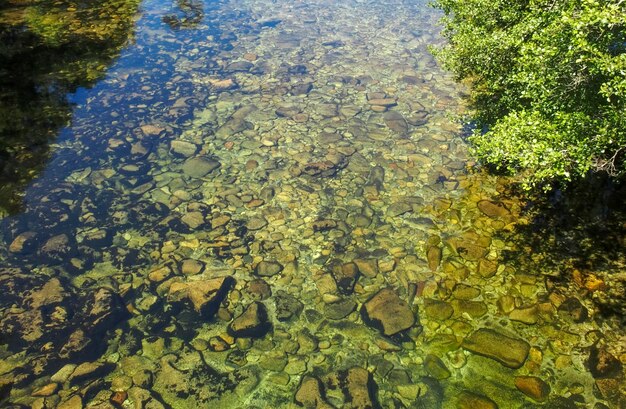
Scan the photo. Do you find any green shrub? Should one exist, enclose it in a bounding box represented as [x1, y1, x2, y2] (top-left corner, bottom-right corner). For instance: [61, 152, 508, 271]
[433, 0, 626, 189]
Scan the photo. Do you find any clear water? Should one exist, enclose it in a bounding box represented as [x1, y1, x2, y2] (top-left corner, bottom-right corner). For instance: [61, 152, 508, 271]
[1, 0, 625, 408]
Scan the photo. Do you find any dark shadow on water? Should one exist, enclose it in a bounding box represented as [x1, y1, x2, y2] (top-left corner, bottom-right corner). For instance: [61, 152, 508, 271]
[0, 0, 140, 215]
[501, 173, 626, 317]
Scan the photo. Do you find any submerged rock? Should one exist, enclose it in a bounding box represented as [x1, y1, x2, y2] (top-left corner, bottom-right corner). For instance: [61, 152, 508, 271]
[462, 328, 530, 369]
[456, 391, 498, 409]
[383, 111, 408, 134]
[477, 200, 511, 219]
[254, 260, 283, 277]
[295, 375, 333, 409]
[38, 234, 77, 265]
[168, 276, 235, 317]
[324, 298, 357, 320]
[514, 376, 551, 401]
[80, 287, 129, 335]
[330, 261, 360, 295]
[338, 367, 378, 409]
[588, 344, 622, 378]
[228, 302, 271, 338]
[274, 290, 304, 321]
[182, 156, 221, 178]
[361, 288, 415, 336]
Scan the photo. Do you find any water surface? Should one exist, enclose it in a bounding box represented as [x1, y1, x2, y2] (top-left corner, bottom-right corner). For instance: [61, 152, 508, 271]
[1, 0, 625, 408]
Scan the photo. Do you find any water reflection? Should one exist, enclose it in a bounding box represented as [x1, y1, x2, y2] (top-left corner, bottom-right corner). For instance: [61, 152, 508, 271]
[0, 0, 140, 215]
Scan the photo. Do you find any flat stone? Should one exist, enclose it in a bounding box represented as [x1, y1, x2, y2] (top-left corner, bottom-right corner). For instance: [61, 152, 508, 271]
[181, 259, 204, 275]
[324, 298, 357, 320]
[424, 299, 454, 321]
[228, 302, 271, 338]
[383, 111, 408, 133]
[9, 231, 38, 254]
[462, 328, 530, 369]
[361, 288, 415, 336]
[227, 61, 254, 72]
[209, 78, 237, 90]
[181, 212, 205, 229]
[427, 246, 442, 271]
[367, 98, 397, 107]
[452, 284, 481, 300]
[170, 140, 198, 157]
[514, 376, 551, 401]
[477, 200, 510, 218]
[51, 364, 77, 383]
[32, 383, 58, 397]
[140, 124, 164, 136]
[424, 354, 451, 379]
[255, 260, 283, 277]
[182, 156, 221, 178]
[509, 305, 539, 324]
[353, 258, 379, 278]
[58, 395, 83, 409]
[69, 362, 115, 386]
[247, 216, 268, 230]
[387, 202, 413, 217]
[452, 300, 488, 318]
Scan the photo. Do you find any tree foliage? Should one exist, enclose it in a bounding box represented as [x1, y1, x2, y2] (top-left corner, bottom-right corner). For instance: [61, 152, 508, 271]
[433, 0, 626, 189]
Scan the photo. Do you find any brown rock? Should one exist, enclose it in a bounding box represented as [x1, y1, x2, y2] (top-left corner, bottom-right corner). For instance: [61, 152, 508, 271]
[140, 124, 164, 136]
[331, 262, 360, 295]
[181, 259, 204, 276]
[38, 234, 76, 264]
[427, 246, 442, 271]
[424, 299, 454, 321]
[361, 288, 415, 336]
[228, 302, 271, 338]
[477, 200, 511, 218]
[254, 260, 283, 277]
[9, 231, 38, 254]
[170, 140, 198, 157]
[383, 111, 408, 133]
[456, 391, 498, 409]
[367, 98, 397, 107]
[588, 344, 622, 378]
[514, 376, 550, 401]
[69, 362, 115, 386]
[462, 328, 530, 369]
[339, 367, 378, 409]
[32, 383, 58, 397]
[58, 395, 83, 409]
[168, 276, 235, 316]
[353, 259, 379, 278]
[295, 375, 333, 409]
[111, 391, 128, 406]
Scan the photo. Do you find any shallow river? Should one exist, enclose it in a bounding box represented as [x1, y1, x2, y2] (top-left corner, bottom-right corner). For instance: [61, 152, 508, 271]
[1, 0, 625, 408]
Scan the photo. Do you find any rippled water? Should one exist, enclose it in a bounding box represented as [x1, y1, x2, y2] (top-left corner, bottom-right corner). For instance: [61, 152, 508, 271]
[1, 0, 625, 408]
